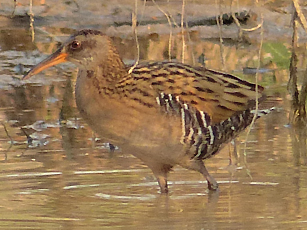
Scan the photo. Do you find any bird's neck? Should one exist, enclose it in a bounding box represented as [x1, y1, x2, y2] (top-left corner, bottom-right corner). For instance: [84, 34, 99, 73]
[81, 49, 127, 85]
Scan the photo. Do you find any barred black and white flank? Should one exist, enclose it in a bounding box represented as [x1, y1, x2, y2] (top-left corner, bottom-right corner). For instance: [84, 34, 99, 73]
[156, 92, 275, 160]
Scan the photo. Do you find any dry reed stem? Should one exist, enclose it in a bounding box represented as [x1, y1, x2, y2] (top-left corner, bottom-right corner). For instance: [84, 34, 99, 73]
[215, 0, 225, 70]
[152, 0, 174, 60]
[29, 0, 35, 42]
[293, 0, 307, 34]
[293, 0, 307, 121]
[241, 0, 264, 179]
[11, 0, 17, 17]
[287, 1, 307, 124]
[128, 0, 140, 74]
[288, 5, 298, 103]
[230, 0, 243, 39]
[181, 0, 186, 63]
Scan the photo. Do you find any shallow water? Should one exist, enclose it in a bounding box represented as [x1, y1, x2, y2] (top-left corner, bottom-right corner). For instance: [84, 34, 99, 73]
[1, 3, 307, 229]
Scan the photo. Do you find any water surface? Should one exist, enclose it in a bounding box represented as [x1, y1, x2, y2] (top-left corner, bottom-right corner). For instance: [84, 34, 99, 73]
[0, 5, 307, 230]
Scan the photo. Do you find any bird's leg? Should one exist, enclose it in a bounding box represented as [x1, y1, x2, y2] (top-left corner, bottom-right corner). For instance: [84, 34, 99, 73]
[156, 174, 168, 194]
[200, 162, 218, 191]
[180, 159, 218, 191]
[151, 166, 171, 194]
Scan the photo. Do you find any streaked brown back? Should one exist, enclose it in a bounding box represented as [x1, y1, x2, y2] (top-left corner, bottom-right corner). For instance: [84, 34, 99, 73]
[116, 61, 264, 124]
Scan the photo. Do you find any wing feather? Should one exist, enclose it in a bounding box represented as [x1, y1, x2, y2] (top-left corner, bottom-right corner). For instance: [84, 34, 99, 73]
[129, 61, 265, 124]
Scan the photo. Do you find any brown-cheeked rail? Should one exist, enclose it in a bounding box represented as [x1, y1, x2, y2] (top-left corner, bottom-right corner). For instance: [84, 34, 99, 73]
[23, 29, 273, 193]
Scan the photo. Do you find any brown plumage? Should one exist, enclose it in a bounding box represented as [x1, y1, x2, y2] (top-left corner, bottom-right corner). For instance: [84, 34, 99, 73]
[23, 29, 268, 193]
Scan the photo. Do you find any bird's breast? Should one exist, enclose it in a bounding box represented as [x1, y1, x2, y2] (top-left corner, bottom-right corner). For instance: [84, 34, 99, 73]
[74, 72, 183, 152]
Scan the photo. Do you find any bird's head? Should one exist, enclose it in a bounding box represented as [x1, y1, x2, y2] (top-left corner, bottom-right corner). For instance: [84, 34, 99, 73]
[23, 29, 121, 80]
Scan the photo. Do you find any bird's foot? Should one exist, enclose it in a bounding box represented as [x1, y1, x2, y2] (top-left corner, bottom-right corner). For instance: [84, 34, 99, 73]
[207, 180, 219, 191]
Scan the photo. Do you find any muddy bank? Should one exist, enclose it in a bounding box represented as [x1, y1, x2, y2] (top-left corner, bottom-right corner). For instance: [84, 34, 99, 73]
[0, 0, 306, 42]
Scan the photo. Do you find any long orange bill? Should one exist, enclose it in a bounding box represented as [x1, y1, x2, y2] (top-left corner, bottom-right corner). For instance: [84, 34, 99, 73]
[23, 49, 68, 80]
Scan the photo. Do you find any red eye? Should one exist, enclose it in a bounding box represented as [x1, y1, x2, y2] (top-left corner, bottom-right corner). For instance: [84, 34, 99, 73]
[71, 41, 81, 50]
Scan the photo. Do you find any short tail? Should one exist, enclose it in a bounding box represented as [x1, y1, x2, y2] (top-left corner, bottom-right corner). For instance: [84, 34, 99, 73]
[251, 107, 279, 118]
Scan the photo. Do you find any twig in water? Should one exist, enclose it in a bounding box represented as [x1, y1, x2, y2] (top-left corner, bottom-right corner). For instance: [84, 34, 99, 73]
[1, 122, 13, 161]
[19, 127, 32, 157]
